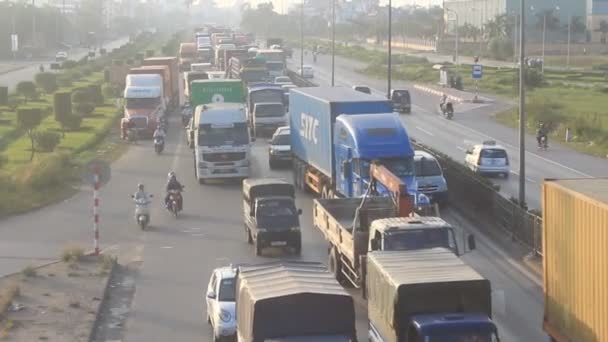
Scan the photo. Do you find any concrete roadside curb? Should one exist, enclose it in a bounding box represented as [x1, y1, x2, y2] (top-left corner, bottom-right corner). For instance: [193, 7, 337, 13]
[87, 258, 118, 342]
[0, 259, 63, 279]
[414, 84, 465, 103]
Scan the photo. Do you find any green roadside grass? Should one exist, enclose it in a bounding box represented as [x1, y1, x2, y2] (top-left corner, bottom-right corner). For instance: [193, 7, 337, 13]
[313, 39, 608, 158]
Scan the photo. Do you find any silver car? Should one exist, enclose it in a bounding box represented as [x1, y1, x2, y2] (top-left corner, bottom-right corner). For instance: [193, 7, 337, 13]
[206, 266, 237, 341]
[465, 141, 510, 178]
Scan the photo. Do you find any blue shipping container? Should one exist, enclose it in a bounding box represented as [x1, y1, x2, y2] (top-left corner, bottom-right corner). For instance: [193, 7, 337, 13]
[289, 87, 393, 179]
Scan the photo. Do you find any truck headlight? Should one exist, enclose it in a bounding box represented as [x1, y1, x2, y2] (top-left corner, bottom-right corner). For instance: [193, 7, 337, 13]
[269, 149, 278, 155]
[219, 310, 231, 323]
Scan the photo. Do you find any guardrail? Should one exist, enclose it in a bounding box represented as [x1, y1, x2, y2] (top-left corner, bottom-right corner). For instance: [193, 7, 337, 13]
[285, 68, 543, 257]
[412, 140, 543, 257]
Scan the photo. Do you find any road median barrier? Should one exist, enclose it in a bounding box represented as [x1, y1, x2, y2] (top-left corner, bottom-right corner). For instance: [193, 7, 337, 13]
[287, 70, 316, 87]
[412, 139, 543, 257]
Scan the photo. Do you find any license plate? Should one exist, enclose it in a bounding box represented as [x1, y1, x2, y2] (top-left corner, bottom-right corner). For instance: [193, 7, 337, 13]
[271, 241, 287, 246]
[216, 169, 234, 174]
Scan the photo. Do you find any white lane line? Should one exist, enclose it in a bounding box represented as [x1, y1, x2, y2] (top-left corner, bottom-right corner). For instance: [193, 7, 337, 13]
[416, 126, 434, 136]
[160, 246, 174, 249]
[456, 146, 466, 152]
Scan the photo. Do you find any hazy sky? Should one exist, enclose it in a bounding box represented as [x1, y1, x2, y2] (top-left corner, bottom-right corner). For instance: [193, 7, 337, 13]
[215, 0, 443, 11]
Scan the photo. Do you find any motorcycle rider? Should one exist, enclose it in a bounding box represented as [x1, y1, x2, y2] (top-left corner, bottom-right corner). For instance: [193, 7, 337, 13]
[165, 172, 184, 210]
[134, 183, 151, 201]
[121, 118, 135, 140]
[440, 93, 448, 107]
[153, 125, 166, 141]
[536, 122, 549, 147]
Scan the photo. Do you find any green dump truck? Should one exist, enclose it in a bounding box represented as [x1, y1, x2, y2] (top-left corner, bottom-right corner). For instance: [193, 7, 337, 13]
[190, 79, 245, 108]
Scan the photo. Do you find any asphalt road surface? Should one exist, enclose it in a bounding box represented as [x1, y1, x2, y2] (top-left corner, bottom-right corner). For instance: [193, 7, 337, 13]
[0, 37, 129, 91]
[289, 50, 607, 210]
[0, 57, 549, 341]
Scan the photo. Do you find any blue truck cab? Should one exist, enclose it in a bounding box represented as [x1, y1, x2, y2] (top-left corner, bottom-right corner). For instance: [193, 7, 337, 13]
[290, 86, 416, 199]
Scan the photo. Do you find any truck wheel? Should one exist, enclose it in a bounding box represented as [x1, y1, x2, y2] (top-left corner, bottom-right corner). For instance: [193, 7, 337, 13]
[255, 240, 263, 256]
[292, 239, 302, 255]
[328, 247, 342, 282]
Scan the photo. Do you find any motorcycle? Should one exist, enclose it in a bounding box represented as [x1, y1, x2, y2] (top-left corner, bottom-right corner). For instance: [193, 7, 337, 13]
[131, 194, 153, 230]
[167, 188, 184, 218]
[439, 102, 454, 120]
[538, 135, 548, 151]
[154, 136, 165, 154]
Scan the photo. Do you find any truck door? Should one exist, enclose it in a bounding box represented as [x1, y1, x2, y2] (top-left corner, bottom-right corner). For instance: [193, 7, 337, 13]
[334, 143, 351, 197]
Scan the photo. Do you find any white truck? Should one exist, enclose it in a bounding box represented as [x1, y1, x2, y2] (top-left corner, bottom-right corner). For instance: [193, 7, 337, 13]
[125, 74, 166, 113]
[192, 103, 251, 184]
[256, 49, 286, 78]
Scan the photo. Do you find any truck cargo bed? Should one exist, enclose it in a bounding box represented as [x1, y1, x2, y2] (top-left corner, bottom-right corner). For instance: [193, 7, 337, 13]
[314, 197, 396, 232]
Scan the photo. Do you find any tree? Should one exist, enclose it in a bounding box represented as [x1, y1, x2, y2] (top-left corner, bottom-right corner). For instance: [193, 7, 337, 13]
[16, 108, 43, 161]
[16, 81, 37, 103]
[570, 16, 586, 35]
[458, 23, 481, 42]
[484, 14, 511, 39]
[53, 92, 72, 136]
[35, 72, 58, 94]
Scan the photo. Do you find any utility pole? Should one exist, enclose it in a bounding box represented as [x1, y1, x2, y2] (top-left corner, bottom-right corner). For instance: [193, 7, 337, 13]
[300, 0, 304, 78]
[567, 14, 572, 69]
[331, 0, 335, 86]
[32, 0, 37, 48]
[518, 0, 526, 208]
[387, 0, 392, 98]
[541, 13, 546, 73]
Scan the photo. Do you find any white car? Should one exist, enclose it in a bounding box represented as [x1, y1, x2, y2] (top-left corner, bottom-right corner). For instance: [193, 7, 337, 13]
[268, 127, 291, 169]
[464, 140, 510, 178]
[274, 76, 292, 85]
[55, 51, 68, 62]
[298, 65, 314, 78]
[206, 266, 237, 341]
[352, 85, 371, 94]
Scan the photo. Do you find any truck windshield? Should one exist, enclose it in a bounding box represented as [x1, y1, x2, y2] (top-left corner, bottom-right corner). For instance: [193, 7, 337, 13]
[271, 134, 290, 145]
[199, 123, 249, 146]
[255, 104, 284, 118]
[360, 158, 415, 178]
[267, 62, 284, 71]
[250, 89, 284, 105]
[424, 333, 498, 342]
[416, 158, 442, 177]
[218, 278, 236, 302]
[125, 97, 161, 110]
[384, 228, 456, 252]
[256, 198, 299, 229]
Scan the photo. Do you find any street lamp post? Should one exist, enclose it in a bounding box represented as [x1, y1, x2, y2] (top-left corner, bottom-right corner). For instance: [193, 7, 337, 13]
[32, 0, 37, 49]
[445, 8, 459, 64]
[387, 0, 392, 98]
[567, 14, 572, 69]
[331, 0, 335, 86]
[534, 5, 560, 74]
[300, 0, 304, 78]
[518, 0, 526, 208]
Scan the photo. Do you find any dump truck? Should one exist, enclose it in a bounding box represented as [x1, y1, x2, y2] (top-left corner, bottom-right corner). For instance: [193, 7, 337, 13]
[313, 196, 473, 291]
[542, 178, 608, 342]
[367, 249, 499, 342]
[141, 57, 180, 108]
[236, 261, 357, 342]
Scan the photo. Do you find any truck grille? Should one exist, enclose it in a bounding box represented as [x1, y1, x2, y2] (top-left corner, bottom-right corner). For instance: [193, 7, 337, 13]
[418, 185, 439, 193]
[203, 152, 246, 162]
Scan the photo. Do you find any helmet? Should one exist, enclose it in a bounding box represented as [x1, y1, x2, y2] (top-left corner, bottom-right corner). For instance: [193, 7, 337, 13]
[138, 183, 144, 190]
[168, 172, 176, 180]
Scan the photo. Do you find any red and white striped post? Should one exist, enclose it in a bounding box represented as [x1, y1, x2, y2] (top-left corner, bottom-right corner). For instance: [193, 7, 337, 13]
[93, 167, 100, 256]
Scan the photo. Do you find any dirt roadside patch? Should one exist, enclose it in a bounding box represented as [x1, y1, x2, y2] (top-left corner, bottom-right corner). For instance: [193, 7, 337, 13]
[0, 254, 116, 341]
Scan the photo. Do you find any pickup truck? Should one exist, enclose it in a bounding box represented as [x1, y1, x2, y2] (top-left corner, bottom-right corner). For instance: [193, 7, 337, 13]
[313, 197, 475, 292]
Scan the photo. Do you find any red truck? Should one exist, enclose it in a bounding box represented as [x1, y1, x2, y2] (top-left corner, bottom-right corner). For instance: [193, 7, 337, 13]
[141, 57, 180, 109]
[178, 43, 197, 72]
[129, 66, 172, 106]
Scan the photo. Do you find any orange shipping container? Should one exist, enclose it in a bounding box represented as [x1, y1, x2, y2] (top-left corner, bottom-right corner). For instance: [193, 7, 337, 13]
[128, 66, 171, 104]
[542, 178, 608, 342]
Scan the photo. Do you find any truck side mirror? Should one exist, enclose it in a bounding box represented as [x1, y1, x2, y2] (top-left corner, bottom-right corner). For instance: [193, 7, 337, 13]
[467, 234, 476, 251]
[342, 160, 352, 179]
[297, 209, 302, 215]
[206, 291, 216, 299]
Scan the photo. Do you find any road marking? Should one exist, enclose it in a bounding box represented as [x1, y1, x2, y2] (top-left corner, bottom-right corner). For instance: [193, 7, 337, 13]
[416, 126, 434, 136]
[191, 233, 205, 237]
[160, 246, 173, 249]
[510, 171, 537, 184]
[456, 146, 466, 152]
[309, 65, 593, 179]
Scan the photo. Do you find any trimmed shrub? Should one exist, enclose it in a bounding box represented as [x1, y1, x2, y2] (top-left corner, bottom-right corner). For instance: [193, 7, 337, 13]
[62, 60, 78, 69]
[34, 130, 61, 152]
[525, 69, 545, 88]
[145, 49, 155, 57]
[0, 86, 7, 106]
[63, 114, 83, 131]
[88, 84, 104, 105]
[104, 69, 111, 83]
[72, 89, 91, 103]
[16, 152, 70, 188]
[65, 70, 82, 82]
[102, 84, 118, 98]
[80, 65, 93, 76]
[57, 74, 73, 87]
[135, 53, 144, 61]
[16, 81, 37, 102]
[16, 107, 43, 160]
[53, 92, 72, 134]
[34, 72, 58, 93]
[74, 102, 95, 117]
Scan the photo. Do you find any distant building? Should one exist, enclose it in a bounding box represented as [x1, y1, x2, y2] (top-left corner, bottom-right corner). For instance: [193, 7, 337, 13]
[443, 0, 585, 35]
[587, 0, 608, 42]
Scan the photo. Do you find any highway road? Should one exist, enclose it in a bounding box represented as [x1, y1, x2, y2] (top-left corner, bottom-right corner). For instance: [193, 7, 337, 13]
[288, 50, 607, 210]
[0, 52, 548, 341]
[0, 37, 129, 91]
